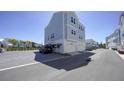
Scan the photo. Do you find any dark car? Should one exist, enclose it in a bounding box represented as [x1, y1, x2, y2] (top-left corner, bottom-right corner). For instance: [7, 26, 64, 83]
[112, 48, 117, 50]
[0, 48, 3, 53]
[117, 46, 124, 54]
[39, 45, 53, 54]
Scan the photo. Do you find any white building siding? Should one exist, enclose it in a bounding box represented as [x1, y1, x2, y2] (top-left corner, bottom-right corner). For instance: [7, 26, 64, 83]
[45, 12, 64, 44]
[120, 14, 124, 46]
[45, 11, 85, 54]
[106, 12, 124, 49]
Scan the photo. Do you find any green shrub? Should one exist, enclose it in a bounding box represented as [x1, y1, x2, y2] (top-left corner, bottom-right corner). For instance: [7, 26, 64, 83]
[6, 47, 39, 51]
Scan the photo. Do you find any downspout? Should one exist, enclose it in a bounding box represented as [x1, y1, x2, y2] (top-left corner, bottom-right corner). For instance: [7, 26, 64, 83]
[62, 12, 65, 53]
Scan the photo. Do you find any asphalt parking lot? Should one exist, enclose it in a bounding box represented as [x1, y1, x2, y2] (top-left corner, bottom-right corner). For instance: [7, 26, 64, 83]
[0, 50, 68, 70]
[0, 49, 124, 81]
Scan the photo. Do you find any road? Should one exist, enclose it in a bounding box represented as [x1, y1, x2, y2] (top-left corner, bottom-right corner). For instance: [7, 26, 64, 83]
[0, 49, 124, 81]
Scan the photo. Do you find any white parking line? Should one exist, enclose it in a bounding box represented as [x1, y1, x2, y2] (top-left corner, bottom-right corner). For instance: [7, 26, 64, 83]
[0, 56, 67, 72]
[0, 62, 39, 72]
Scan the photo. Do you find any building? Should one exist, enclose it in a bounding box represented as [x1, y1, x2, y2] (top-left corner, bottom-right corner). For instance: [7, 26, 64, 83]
[0, 39, 13, 48]
[106, 12, 124, 49]
[119, 12, 124, 46]
[34, 43, 42, 48]
[45, 11, 85, 53]
[86, 39, 98, 50]
[0, 40, 3, 47]
[106, 29, 120, 49]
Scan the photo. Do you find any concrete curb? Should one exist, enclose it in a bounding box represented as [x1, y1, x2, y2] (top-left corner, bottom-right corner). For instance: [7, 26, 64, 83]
[115, 51, 124, 60]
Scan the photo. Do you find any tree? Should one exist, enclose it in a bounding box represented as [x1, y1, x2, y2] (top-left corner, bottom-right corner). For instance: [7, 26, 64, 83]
[102, 43, 106, 48]
[99, 42, 106, 48]
[20, 40, 24, 44]
[8, 39, 18, 46]
[25, 41, 32, 47]
[32, 42, 36, 48]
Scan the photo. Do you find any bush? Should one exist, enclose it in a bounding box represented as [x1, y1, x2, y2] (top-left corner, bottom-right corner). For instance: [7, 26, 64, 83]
[6, 47, 38, 51]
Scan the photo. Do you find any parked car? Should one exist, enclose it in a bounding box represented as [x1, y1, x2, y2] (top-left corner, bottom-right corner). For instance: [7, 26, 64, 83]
[86, 46, 97, 51]
[39, 44, 53, 54]
[117, 46, 124, 54]
[0, 48, 3, 53]
[112, 48, 117, 50]
[86, 48, 93, 51]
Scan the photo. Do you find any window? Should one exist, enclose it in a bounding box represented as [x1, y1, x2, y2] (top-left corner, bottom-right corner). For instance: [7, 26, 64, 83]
[71, 30, 76, 35]
[79, 25, 84, 31]
[51, 33, 55, 39]
[79, 25, 80, 29]
[48, 36, 49, 40]
[71, 17, 75, 24]
[53, 33, 54, 38]
[71, 17, 73, 23]
[71, 30, 73, 34]
[74, 18, 75, 24]
[74, 31, 76, 35]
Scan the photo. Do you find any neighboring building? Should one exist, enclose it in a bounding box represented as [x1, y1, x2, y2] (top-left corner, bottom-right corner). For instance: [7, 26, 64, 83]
[106, 12, 124, 49]
[17, 43, 27, 48]
[45, 11, 85, 53]
[17, 42, 32, 48]
[0, 39, 13, 48]
[34, 43, 42, 48]
[86, 39, 98, 50]
[119, 12, 124, 46]
[106, 29, 121, 49]
[0, 40, 3, 47]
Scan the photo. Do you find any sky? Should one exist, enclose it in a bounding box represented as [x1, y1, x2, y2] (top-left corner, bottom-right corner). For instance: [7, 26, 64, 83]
[0, 11, 122, 44]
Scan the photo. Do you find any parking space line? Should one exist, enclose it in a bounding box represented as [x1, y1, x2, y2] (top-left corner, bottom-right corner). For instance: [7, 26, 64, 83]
[0, 62, 39, 72]
[0, 56, 67, 72]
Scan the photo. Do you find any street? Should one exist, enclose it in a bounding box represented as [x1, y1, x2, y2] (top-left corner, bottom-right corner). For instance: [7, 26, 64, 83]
[0, 49, 124, 81]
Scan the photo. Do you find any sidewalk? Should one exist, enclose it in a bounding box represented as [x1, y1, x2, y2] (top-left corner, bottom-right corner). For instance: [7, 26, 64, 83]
[115, 51, 124, 60]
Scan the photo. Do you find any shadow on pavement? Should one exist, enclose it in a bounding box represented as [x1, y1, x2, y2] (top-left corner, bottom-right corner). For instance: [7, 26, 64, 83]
[34, 51, 95, 71]
[34, 52, 69, 62]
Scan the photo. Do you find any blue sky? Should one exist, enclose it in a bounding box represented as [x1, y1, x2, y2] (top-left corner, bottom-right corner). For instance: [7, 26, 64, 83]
[0, 11, 122, 44]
